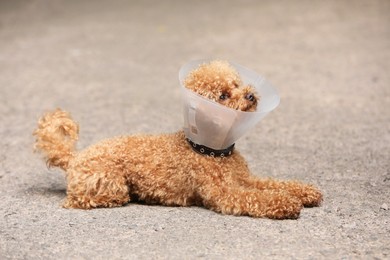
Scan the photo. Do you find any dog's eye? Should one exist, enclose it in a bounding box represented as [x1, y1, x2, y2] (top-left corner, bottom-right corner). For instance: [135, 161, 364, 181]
[219, 93, 229, 100]
[245, 93, 256, 102]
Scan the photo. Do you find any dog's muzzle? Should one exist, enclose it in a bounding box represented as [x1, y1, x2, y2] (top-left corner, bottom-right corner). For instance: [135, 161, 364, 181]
[186, 138, 235, 157]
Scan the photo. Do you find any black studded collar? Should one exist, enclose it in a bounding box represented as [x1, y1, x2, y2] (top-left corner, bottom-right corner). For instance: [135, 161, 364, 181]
[186, 138, 235, 157]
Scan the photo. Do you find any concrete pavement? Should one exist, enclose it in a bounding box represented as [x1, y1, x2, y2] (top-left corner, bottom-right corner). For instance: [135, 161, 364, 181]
[0, 0, 389, 258]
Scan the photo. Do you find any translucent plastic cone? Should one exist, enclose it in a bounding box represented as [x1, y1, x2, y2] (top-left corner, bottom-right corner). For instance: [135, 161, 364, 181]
[179, 59, 280, 150]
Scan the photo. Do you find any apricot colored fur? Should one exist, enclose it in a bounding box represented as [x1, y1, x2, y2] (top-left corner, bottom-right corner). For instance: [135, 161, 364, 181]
[33, 61, 322, 219]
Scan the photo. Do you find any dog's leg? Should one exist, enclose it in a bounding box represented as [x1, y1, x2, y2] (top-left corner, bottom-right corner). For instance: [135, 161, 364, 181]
[62, 171, 130, 209]
[239, 176, 323, 207]
[196, 183, 303, 219]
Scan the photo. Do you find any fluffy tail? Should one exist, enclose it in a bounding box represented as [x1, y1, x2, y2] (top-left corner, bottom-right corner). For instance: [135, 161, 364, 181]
[33, 109, 79, 170]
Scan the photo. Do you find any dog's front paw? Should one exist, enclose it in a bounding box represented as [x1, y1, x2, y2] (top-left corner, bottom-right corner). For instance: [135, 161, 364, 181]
[285, 182, 323, 207]
[300, 185, 323, 207]
[264, 193, 303, 220]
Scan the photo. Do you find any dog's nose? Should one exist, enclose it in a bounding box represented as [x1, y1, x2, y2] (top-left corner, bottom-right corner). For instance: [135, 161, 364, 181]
[245, 93, 255, 102]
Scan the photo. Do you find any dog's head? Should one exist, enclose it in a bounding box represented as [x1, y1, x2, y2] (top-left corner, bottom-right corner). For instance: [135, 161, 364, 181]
[184, 61, 259, 112]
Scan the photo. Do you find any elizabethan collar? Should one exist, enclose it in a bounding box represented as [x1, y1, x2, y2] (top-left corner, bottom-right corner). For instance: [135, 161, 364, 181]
[179, 59, 280, 151]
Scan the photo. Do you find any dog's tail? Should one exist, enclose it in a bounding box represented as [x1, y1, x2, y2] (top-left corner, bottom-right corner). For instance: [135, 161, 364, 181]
[33, 109, 79, 170]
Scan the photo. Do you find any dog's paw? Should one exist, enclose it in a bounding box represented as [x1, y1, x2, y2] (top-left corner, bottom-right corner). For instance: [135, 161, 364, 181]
[300, 185, 323, 207]
[62, 196, 93, 209]
[264, 193, 303, 219]
[286, 183, 323, 207]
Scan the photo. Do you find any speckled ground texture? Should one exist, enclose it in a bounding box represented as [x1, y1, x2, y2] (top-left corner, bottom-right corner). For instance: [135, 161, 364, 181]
[1, 0, 389, 259]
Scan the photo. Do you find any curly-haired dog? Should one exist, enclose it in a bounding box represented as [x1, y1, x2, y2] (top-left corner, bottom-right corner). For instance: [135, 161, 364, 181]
[34, 61, 322, 219]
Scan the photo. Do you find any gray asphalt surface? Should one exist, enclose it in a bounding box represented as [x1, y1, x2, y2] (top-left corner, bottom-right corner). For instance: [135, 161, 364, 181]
[1, 0, 389, 259]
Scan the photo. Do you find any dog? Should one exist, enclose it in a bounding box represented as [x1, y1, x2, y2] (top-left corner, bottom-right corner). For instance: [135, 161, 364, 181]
[34, 61, 322, 219]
